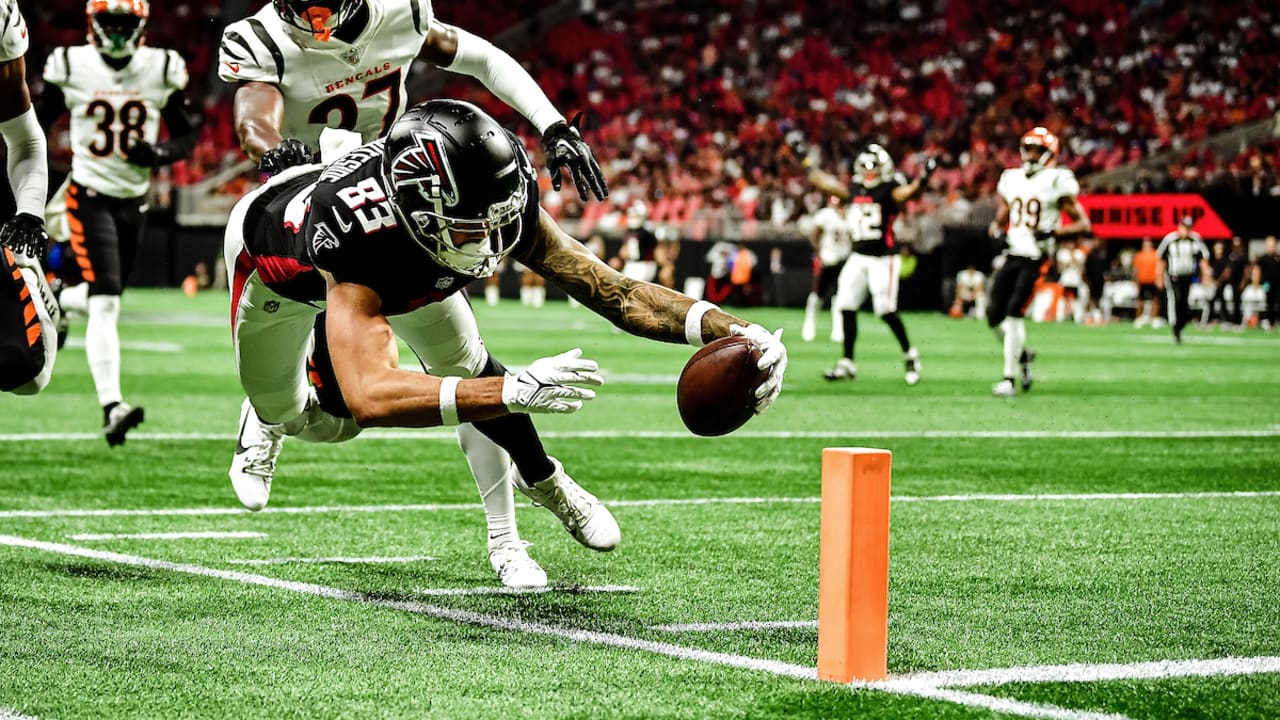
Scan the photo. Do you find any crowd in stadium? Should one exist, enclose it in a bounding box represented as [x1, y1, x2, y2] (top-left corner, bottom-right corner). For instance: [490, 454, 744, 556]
[22, 0, 1280, 229]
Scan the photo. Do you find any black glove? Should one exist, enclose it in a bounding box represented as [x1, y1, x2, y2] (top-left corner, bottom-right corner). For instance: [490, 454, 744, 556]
[124, 140, 172, 168]
[258, 139, 314, 176]
[541, 113, 608, 201]
[920, 156, 938, 181]
[0, 213, 50, 264]
[787, 136, 813, 168]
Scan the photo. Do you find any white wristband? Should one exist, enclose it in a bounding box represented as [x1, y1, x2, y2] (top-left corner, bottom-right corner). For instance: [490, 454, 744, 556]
[438, 376, 461, 426]
[684, 300, 718, 347]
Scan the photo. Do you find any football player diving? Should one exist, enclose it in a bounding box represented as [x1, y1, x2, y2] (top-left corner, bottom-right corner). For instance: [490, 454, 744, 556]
[38, 0, 199, 443]
[219, 0, 610, 588]
[987, 127, 1090, 396]
[225, 100, 787, 587]
[0, 0, 59, 396]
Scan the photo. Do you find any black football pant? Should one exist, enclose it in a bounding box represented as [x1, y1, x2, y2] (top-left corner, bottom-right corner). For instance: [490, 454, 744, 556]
[987, 255, 1043, 327]
[1165, 274, 1194, 337]
[64, 181, 146, 296]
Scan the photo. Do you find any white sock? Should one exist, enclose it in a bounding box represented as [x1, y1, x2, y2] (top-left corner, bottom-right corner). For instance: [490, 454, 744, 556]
[531, 286, 545, 307]
[86, 294, 122, 406]
[1001, 317, 1025, 378]
[60, 282, 89, 315]
[484, 284, 500, 306]
[519, 286, 531, 306]
[803, 293, 819, 326]
[456, 423, 520, 547]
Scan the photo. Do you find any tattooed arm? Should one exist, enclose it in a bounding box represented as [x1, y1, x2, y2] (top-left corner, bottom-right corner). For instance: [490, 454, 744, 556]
[517, 208, 747, 344]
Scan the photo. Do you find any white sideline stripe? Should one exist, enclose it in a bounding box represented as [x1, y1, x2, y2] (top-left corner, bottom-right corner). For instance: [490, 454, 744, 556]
[227, 555, 435, 566]
[897, 656, 1280, 687]
[0, 533, 1120, 720]
[651, 621, 817, 632]
[4, 491, 1276, 520]
[68, 531, 267, 541]
[879, 684, 1130, 720]
[63, 338, 183, 353]
[414, 585, 639, 597]
[0, 709, 39, 720]
[2, 428, 1279, 442]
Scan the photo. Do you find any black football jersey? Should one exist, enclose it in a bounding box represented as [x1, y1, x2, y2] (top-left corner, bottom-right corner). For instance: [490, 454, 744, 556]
[845, 177, 903, 257]
[247, 140, 540, 315]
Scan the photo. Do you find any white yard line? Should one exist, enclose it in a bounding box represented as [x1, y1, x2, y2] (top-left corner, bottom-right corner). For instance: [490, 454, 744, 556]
[651, 621, 817, 632]
[414, 585, 639, 597]
[896, 656, 1280, 687]
[68, 531, 267, 541]
[2, 428, 1279, 442]
[4, 491, 1276, 520]
[0, 709, 39, 720]
[227, 555, 435, 566]
[0, 533, 1126, 720]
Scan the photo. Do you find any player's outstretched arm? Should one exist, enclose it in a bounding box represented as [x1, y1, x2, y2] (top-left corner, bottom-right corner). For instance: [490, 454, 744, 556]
[891, 156, 937, 206]
[324, 276, 600, 427]
[421, 21, 608, 201]
[518, 210, 787, 411]
[806, 167, 850, 201]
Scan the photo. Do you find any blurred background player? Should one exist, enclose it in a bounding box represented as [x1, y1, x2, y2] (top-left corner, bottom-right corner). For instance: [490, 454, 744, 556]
[619, 201, 658, 283]
[1259, 236, 1280, 330]
[1156, 216, 1210, 344]
[38, 0, 198, 443]
[805, 144, 932, 385]
[1082, 238, 1108, 324]
[1132, 237, 1163, 327]
[1055, 238, 1086, 322]
[987, 127, 1090, 397]
[0, 0, 58, 395]
[801, 195, 850, 342]
[951, 263, 986, 319]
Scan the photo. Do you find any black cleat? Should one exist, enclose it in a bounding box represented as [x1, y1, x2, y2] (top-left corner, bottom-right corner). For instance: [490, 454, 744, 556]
[104, 402, 145, 447]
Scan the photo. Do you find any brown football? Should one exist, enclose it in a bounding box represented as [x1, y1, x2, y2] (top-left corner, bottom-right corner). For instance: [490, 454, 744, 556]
[677, 336, 768, 437]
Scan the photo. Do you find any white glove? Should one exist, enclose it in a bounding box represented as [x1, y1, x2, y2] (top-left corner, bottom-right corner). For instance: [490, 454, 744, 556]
[502, 348, 605, 415]
[729, 324, 787, 413]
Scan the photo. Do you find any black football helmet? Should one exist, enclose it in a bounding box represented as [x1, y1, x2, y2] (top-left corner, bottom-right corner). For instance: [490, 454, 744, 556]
[382, 100, 531, 278]
[272, 0, 363, 41]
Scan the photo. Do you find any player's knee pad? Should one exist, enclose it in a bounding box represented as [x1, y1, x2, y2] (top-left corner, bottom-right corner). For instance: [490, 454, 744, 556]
[429, 338, 489, 379]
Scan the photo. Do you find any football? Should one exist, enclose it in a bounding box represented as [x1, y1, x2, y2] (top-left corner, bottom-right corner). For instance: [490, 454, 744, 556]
[677, 336, 768, 437]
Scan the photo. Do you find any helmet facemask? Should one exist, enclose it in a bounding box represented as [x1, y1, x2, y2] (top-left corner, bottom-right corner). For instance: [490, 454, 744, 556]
[88, 1, 147, 58]
[273, 0, 364, 41]
[1021, 140, 1052, 175]
[855, 145, 894, 189]
[383, 136, 527, 279]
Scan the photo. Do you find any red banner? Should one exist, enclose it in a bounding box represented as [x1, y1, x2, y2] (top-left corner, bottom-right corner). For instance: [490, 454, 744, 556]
[1076, 194, 1234, 240]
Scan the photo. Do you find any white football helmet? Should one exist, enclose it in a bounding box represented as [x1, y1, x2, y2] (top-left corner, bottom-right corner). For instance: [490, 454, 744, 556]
[854, 144, 895, 189]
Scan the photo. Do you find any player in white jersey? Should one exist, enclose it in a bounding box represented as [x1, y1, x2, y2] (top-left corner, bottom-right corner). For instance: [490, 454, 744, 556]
[801, 196, 851, 343]
[0, 0, 60, 395]
[1055, 239, 1086, 322]
[39, 0, 199, 443]
[987, 127, 1090, 397]
[218, 0, 611, 588]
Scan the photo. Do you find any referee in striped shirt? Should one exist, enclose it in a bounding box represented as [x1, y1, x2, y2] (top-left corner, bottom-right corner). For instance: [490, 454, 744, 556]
[1156, 216, 1210, 343]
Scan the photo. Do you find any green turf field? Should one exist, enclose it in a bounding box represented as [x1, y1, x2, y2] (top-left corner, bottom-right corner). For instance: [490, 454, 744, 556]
[2, 288, 1278, 719]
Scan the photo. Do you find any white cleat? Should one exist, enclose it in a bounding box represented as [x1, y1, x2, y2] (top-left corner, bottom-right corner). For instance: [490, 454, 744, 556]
[992, 378, 1017, 397]
[515, 458, 620, 552]
[823, 357, 857, 381]
[229, 398, 285, 511]
[904, 349, 921, 386]
[488, 539, 548, 589]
